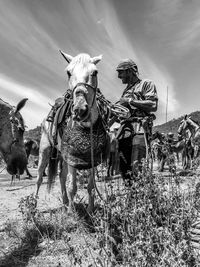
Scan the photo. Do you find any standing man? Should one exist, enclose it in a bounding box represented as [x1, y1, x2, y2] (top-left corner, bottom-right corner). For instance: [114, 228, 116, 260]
[115, 59, 158, 182]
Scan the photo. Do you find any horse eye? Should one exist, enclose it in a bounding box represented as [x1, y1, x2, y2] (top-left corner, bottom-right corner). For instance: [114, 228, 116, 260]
[67, 71, 71, 78]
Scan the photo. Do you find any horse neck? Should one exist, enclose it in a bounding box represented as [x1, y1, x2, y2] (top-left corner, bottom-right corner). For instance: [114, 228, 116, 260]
[186, 119, 199, 136]
[0, 102, 12, 153]
[0, 102, 11, 131]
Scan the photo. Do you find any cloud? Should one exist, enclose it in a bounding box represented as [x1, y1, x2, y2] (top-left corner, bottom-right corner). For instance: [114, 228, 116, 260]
[0, 74, 51, 129]
[174, 14, 200, 51]
[80, 0, 179, 124]
[150, 0, 200, 53]
[0, 0, 189, 128]
[0, 74, 51, 106]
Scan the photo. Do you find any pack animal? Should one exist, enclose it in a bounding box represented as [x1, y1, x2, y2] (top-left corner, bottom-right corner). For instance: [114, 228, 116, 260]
[36, 52, 111, 213]
[0, 98, 28, 178]
[178, 115, 200, 160]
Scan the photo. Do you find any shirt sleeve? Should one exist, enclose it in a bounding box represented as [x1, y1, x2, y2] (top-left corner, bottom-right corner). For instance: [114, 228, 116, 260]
[142, 79, 158, 101]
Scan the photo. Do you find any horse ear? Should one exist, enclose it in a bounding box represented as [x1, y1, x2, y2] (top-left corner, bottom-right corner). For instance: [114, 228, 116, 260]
[91, 55, 102, 65]
[59, 50, 73, 63]
[15, 98, 28, 113]
[184, 114, 188, 120]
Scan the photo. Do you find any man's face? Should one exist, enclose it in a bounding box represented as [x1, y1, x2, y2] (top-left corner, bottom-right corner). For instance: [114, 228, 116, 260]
[117, 69, 136, 84]
[117, 69, 129, 84]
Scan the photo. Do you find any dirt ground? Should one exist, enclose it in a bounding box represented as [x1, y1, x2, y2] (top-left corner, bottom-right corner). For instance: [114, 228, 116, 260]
[0, 168, 63, 229]
[0, 162, 199, 228]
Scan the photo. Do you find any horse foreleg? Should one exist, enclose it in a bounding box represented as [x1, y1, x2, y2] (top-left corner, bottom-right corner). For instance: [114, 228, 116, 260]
[66, 165, 77, 213]
[10, 175, 14, 186]
[35, 147, 50, 196]
[87, 169, 95, 213]
[158, 157, 165, 172]
[59, 160, 68, 206]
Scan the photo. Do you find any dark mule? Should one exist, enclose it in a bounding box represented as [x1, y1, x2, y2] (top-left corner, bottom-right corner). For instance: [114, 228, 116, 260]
[36, 52, 111, 213]
[0, 98, 28, 177]
[24, 138, 47, 178]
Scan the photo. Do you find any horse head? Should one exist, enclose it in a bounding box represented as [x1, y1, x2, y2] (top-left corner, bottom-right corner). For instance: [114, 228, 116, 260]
[177, 115, 189, 136]
[177, 115, 199, 138]
[0, 98, 28, 175]
[60, 51, 102, 126]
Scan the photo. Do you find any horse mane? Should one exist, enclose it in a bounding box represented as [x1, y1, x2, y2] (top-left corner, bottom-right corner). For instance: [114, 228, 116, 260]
[188, 117, 199, 125]
[0, 98, 12, 109]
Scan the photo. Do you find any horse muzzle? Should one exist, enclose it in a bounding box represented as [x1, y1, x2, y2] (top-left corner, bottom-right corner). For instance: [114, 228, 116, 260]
[6, 149, 28, 175]
[7, 157, 27, 175]
[72, 97, 89, 121]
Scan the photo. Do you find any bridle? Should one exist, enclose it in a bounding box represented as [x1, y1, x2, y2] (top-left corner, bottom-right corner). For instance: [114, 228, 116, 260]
[8, 109, 25, 153]
[178, 118, 200, 138]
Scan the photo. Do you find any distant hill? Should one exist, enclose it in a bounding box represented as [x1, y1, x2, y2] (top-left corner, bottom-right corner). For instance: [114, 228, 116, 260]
[24, 110, 200, 140]
[24, 126, 41, 141]
[153, 110, 200, 135]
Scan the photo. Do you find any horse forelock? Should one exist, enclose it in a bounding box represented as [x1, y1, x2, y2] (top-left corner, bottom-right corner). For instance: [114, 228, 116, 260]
[66, 53, 97, 73]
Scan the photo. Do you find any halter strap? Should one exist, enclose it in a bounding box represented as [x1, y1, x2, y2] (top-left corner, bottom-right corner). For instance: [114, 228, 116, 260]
[9, 109, 24, 152]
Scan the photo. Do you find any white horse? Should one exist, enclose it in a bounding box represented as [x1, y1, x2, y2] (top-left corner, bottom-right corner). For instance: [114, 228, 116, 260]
[36, 52, 110, 213]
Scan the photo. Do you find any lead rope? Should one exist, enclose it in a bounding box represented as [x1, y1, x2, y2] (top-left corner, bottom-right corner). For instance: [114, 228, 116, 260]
[89, 114, 105, 202]
[143, 128, 153, 171]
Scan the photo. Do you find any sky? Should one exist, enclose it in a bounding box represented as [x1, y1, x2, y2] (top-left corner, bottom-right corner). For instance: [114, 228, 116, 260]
[0, 0, 200, 130]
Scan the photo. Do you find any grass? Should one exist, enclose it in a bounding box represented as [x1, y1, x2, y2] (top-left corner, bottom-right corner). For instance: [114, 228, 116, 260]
[0, 162, 200, 266]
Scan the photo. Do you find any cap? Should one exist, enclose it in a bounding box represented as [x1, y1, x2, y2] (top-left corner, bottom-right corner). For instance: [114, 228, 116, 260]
[116, 59, 138, 73]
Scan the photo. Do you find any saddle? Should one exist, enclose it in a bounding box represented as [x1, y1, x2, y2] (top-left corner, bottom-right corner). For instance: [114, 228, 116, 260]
[48, 90, 73, 146]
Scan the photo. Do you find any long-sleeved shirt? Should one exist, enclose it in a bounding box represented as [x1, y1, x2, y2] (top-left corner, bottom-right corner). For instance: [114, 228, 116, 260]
[121, 78, 158, 117]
